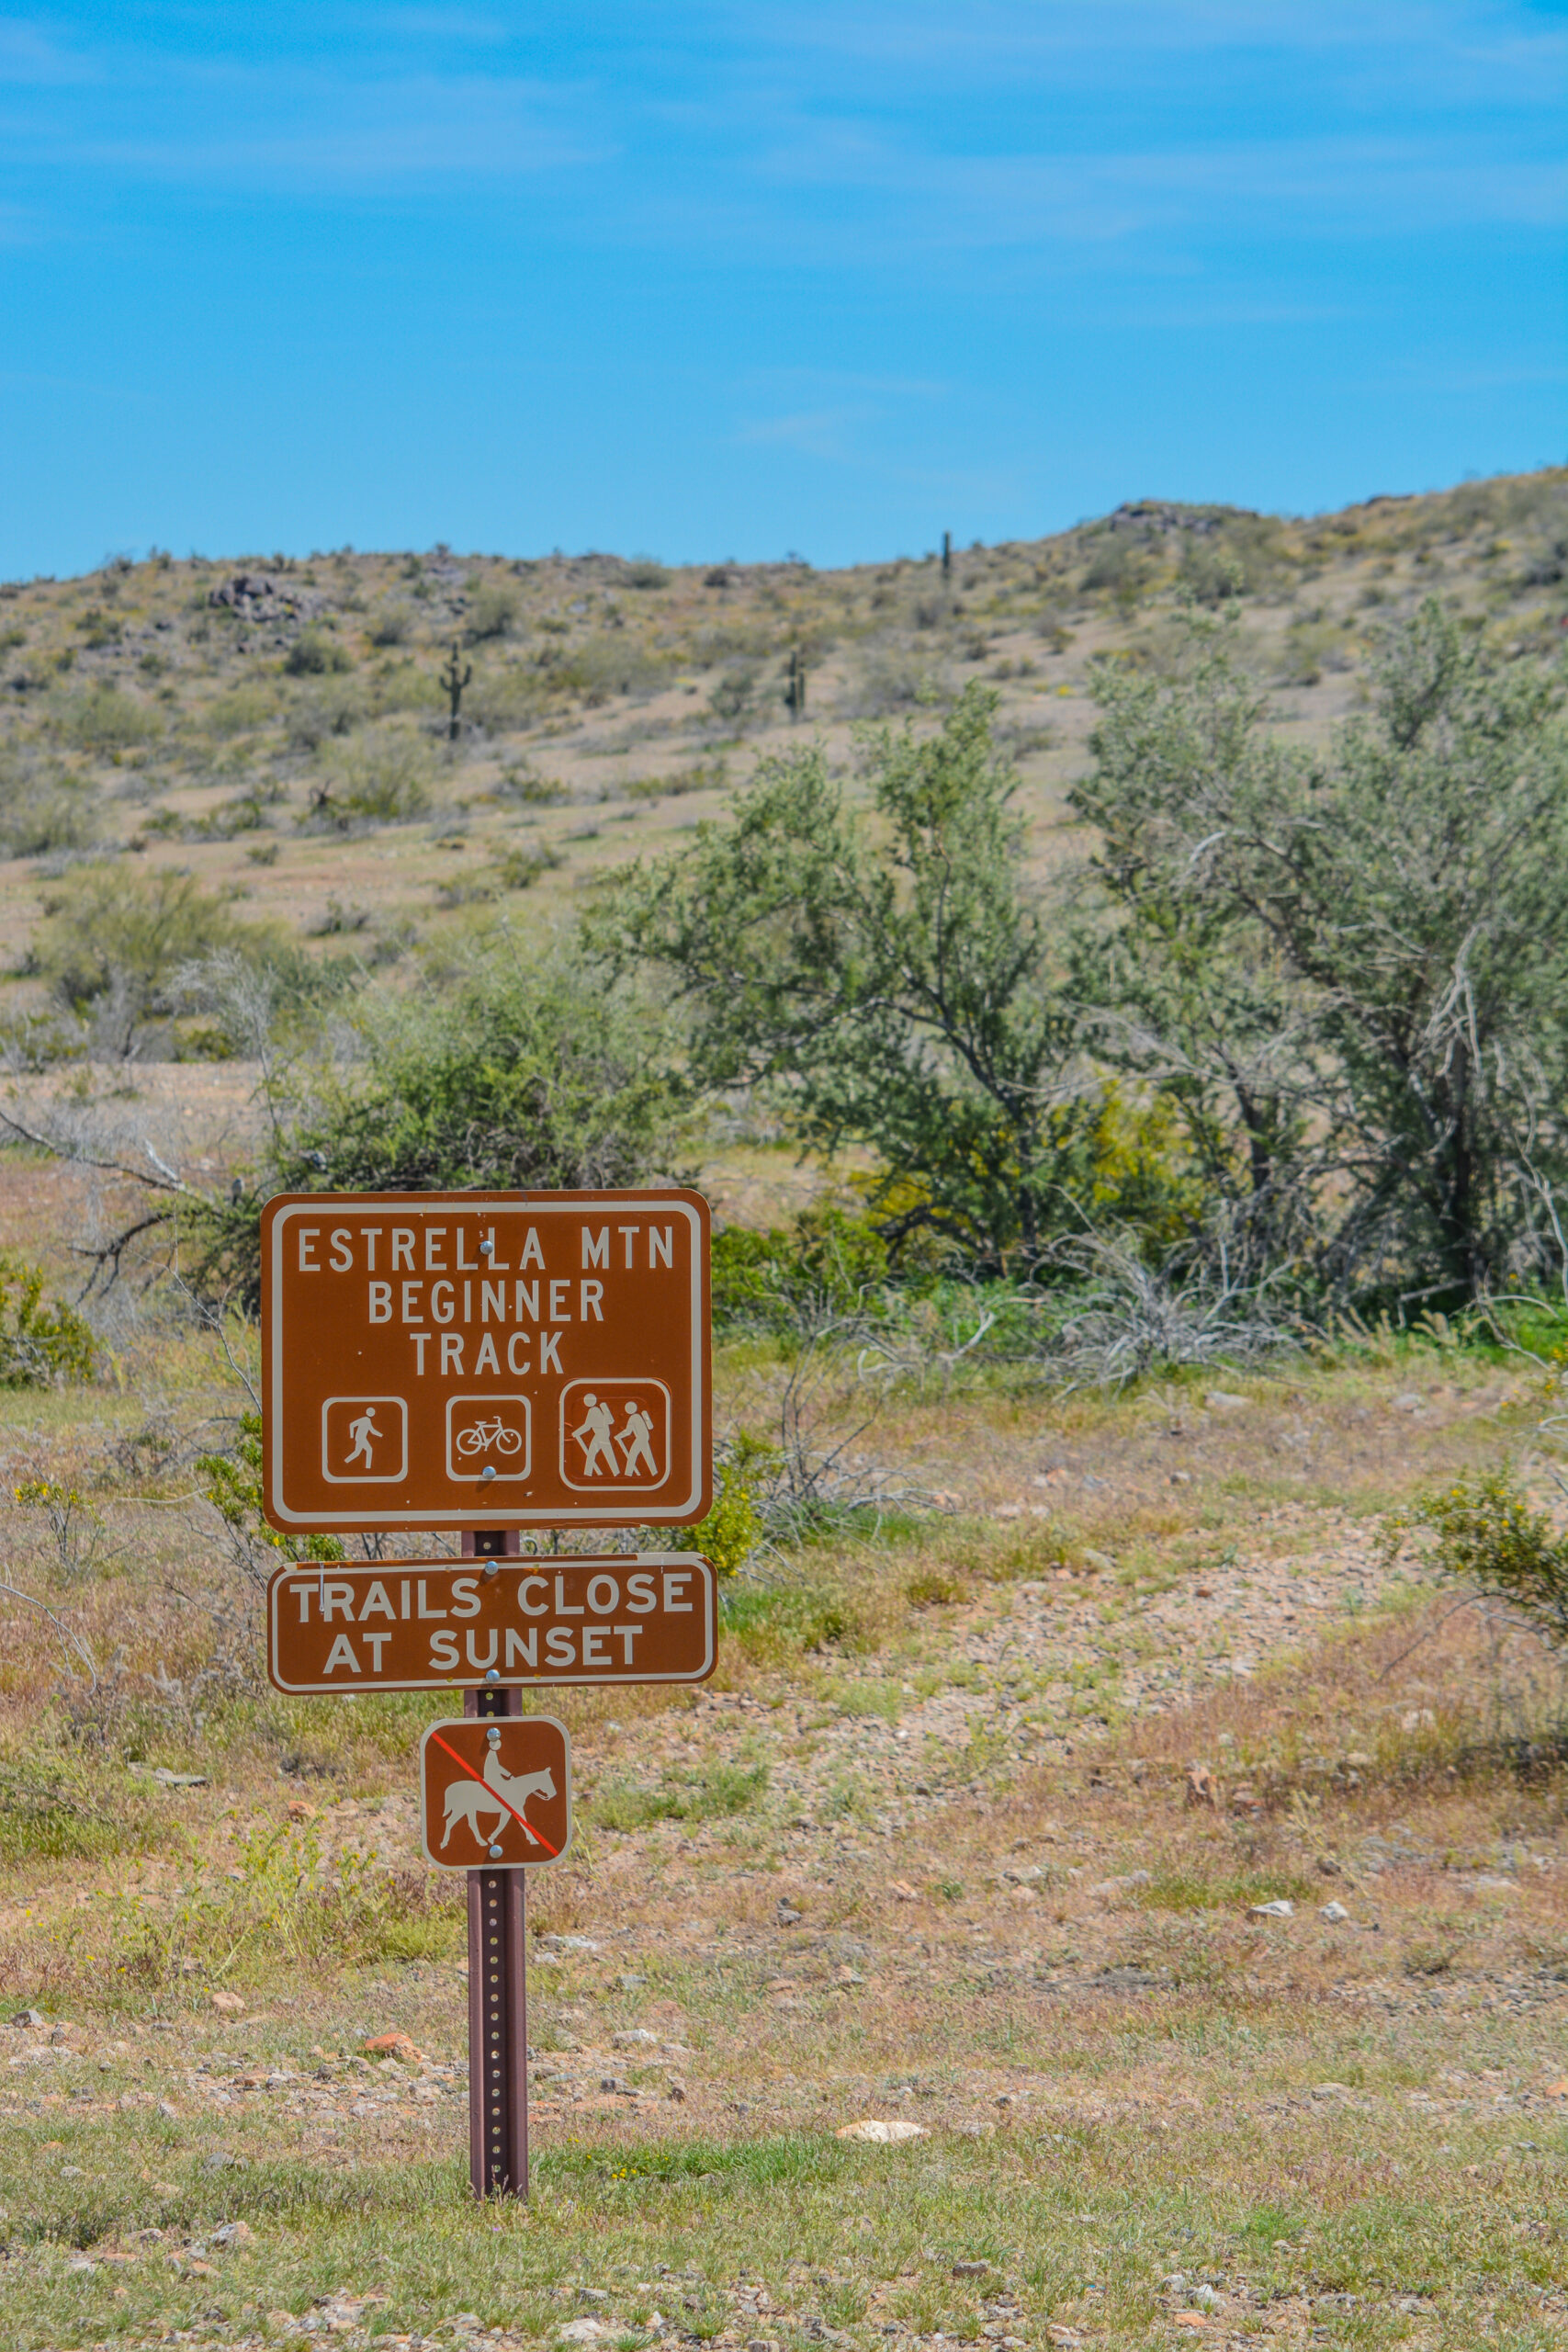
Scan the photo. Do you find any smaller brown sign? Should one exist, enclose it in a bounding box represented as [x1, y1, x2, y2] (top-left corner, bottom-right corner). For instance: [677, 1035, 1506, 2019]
[420, 1716, 571, 1871]
[266, 1554, 716, 1695]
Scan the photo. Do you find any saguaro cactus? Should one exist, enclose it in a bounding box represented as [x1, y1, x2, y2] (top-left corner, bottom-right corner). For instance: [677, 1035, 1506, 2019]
[442, 639, 473, 741]
[942, 530, 953, 581]
[785, 646, 807, 721]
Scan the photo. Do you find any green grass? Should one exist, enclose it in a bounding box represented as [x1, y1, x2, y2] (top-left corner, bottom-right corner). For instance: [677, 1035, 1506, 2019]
[0, 1759, 161, 1869]
[717, 1584, 853, 1665]
[1128, 1868, 1315, 1915]
[588, 1761, 769, 1834]
[4, 2106, 1566, 2350]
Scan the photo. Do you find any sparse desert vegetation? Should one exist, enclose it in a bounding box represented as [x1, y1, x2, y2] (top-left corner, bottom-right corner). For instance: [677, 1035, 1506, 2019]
[3, 471, 1568, 2350]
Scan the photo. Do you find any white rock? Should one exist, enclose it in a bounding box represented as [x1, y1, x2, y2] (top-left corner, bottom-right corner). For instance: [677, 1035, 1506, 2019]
[558, 2323, 608, 2344]
[1204, 1390, 1249, 1412]
[1249, 1899, 1294, 1918]
[1320, 1901, 1350, 1924]
[835, 2119, 928, 2143]
[613, 2030, 659, 2047]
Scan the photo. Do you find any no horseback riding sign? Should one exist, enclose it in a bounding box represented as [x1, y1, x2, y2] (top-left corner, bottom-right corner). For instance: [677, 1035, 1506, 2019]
[418, 1715, 571, 1871]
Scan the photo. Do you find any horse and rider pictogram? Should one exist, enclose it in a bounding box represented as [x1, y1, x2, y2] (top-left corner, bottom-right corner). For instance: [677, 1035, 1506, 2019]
[419, 1716, 571, 1871]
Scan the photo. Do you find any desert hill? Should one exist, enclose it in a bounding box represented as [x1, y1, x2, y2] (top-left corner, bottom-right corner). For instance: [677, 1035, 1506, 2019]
[2, 468, 1564, 1024]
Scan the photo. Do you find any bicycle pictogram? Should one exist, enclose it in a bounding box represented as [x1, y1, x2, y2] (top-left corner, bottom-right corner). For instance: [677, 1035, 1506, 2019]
[455, 1416, 525, 1459]
[446, 1395, 532, 1483]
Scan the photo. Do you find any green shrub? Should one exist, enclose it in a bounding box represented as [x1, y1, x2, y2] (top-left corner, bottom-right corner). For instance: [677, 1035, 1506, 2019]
[905, 1568, 967, 1609]
[466, 581, 521, 641]
[711, 1207, 891, 1332]
[286, 945, 687, 1193]
[708, 670, 758, 723]
[51, 682, 161, 751]
[189, 944, 690, 1307]
[0, 759, 98, 857]
[1398, 1467, 1568, 1649]
[624, 761, 728, 802]
[207, 680, 278, 735]
[310, 725, 432, 826]
[0, 1254, 95, 1386]
[668, 1452, 765, 1578]
[284, 629, 353, 676]
[603, 685, 1096, 1270]
[28, 865, 283, 1048]
[552, 636, 674, 703]
[283, 679, 365, 750]
[196, 1409, 344, 1569]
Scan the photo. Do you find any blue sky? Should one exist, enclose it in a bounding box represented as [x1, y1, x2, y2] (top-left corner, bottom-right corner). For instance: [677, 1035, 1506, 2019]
[2, 2, 1563, 577]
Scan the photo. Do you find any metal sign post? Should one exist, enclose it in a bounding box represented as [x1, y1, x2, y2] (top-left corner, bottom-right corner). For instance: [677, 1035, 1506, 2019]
[464, 1529, 528, 2198]
[438, 1679, 574, 2198]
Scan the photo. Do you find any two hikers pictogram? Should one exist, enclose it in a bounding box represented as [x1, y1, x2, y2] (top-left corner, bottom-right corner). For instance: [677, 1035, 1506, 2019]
[559, 1378, 669, 1489]
[570, 1394, 657, 1477]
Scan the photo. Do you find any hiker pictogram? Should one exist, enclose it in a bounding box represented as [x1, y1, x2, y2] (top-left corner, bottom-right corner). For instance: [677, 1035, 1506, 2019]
[617, 1401, 659, 1476]
[419, 1715, 571, 1871]
[559, 1378, 670, 1489]
[570, 1392, 619, 1476]
[446, 1395, 531, 1483]
[345, 1407, 381, 1467]
[321, 1395, 408, 1484]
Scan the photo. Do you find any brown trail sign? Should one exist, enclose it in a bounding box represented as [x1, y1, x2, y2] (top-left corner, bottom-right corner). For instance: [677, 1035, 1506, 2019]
[419, 1716, 571, 1871]
[267, 1553, 716, 1695]
[260, 1184, 715, 2203]
[260, 1189, 711, 1532]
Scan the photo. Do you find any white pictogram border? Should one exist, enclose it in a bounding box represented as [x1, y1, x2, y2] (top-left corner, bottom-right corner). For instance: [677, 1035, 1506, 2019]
[321, 1395, 409, 1484]
[558, 1377, 671, 1494]
[446, 1394, 532, 1482]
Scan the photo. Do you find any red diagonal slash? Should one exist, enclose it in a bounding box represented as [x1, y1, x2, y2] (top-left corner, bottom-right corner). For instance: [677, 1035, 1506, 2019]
[429, 1729, 560, 1858]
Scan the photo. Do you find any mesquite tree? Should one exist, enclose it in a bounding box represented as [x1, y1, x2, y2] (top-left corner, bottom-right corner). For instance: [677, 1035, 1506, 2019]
[1077, 603, 1568, 1304]
[597, 684, 1087, 1268]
